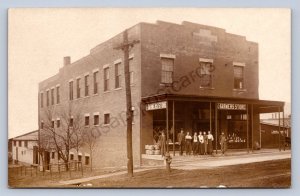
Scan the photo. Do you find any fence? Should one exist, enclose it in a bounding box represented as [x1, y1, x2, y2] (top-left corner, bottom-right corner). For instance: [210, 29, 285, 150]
[9, 161, 85, 180]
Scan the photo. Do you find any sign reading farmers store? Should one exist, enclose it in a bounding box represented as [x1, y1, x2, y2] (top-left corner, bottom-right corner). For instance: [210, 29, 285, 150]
[146, 101, 167, 111]
[217, 103, 247, 110]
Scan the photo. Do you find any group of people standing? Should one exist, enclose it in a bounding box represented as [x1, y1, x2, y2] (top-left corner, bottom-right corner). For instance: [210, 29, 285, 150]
[177, 129, 215, 156]
[158, 128, 227, 157]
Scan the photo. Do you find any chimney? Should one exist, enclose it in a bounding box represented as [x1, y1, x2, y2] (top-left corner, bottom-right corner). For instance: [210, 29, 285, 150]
[64, 56, 71, 66]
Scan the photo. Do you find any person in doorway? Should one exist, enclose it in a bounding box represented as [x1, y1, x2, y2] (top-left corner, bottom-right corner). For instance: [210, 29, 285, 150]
[185, 132, 192, 155]
[207, 131, 214, 155]
[177, 129, 185, 156]
[198, 131, 204, 155]
[159, 132, 167, 157]
[192, 132, 199, 156]
[203, 132, 208, 155]
[219, 132, 227, 155]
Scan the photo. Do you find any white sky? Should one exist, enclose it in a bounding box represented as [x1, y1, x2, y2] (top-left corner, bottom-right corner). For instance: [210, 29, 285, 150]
[8, 8, 291, 138]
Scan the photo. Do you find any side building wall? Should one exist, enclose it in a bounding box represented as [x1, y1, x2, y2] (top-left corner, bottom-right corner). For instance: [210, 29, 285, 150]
[38, 24, 143, 169]
[12, 140, 38, 165]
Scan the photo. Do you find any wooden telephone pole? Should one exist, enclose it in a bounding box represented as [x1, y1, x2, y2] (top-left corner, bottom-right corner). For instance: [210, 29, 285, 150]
[114, 29, 139, 177]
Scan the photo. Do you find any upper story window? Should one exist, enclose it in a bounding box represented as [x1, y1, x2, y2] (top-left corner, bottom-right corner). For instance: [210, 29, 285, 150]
[40, 92, 44, 108]
[93, 71, 99, 94]
[233, 62, 245, 90]
[76, 78, 81, 98]
[84, 75, 89, 96]
[199, 58, 214, 88]
[129, 58, 134, 85]
[115, 62, 121, 88]
[160, 55, 175, 84]
[104, 67, 110, 91]
[46, 90, 50, 106]
[51, 88, 55, 105]
[56, 86, 60, 104]
[14, 141, 16, 146]
[41, 121, 44, 129]
[19, 141, 22, 147]
[69, 81, 74, 100]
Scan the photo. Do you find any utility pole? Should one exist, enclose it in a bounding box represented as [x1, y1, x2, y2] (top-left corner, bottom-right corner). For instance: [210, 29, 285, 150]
[114, 29, 139, 177]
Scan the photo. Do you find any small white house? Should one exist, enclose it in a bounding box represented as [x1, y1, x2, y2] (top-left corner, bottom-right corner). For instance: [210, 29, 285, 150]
[11, 130, 39, 165]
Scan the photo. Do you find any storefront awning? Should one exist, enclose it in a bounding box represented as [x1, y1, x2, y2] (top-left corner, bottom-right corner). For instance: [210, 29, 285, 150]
[141, 94, 284, 114]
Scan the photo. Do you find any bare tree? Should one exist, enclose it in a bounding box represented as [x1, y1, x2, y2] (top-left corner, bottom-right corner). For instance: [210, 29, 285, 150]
[83, 126, 100, 171]
[40, 103, 85, 171]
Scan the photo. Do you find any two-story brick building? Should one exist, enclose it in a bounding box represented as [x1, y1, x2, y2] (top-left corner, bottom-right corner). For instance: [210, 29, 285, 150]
[38, 21, 285, 169]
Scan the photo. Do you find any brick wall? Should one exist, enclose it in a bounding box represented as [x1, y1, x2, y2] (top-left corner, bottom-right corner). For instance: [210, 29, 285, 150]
[38, 24, 142, 169]
[140, 21, 259, 99]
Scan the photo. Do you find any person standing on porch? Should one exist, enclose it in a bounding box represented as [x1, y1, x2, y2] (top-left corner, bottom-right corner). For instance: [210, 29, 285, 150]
[192, 132, 199, 156]
[177, 129, 185, 156]
[198, 131, 204, 155]
[207, 131, 214, 155]
[185, 132, 192, 155]
[159, 132, 167, 157]
[220, 132, 227, 155]
[203, 132, 208, 155]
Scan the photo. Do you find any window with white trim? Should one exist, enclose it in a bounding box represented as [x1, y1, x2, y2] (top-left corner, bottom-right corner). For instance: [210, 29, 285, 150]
[104, 113, 110, 125]
[129, 58, 134, 85]
[76, 78, 81, 98]
[104, 67, 109, 91]
[233, 65, 245, 89]
[161, 57, 174, 84]
[199, 60, 213, 88]
[94, 114, 99, 126]
[85, 115, 90, 126]
[85, 156, 90, 165]
[56, 86, 60, 104]
[51, 88, 55, 105]
[57, 119, 60, 128]
[115, 63, 121, 88]
[40, 92, 44, 108]
[46, 90, 50, 106]
[84, 75, 89, 96]
[93, 71, 99, 94]
[69, 81, 74, 100]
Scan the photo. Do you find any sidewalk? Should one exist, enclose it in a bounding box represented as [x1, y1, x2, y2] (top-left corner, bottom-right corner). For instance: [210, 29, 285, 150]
[58, 149, 291, 186]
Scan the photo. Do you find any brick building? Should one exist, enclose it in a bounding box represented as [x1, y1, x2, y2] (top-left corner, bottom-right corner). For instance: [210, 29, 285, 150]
[38, 21, 285, 169]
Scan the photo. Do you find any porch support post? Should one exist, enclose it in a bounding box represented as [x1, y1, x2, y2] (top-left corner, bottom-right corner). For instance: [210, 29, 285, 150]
[251, 104, 254, 152]
[278, 106, 281, 151]
[283, 106, 285, 151]
[215, 102, 218, 154]
[210, 102, 212, 132]
[247, 104, 249, 153]
[172, 100, 175, 156]
[166, 100, 169, 153]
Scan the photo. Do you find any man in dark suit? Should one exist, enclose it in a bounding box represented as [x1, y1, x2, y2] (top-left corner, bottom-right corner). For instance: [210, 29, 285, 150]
[177, 129, 185, 156]
[219, 132, 227, 155]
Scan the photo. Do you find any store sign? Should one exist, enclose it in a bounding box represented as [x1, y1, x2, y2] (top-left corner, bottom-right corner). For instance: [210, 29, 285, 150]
[217, 103, 246, 110]
[146, 101, 167, 111]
